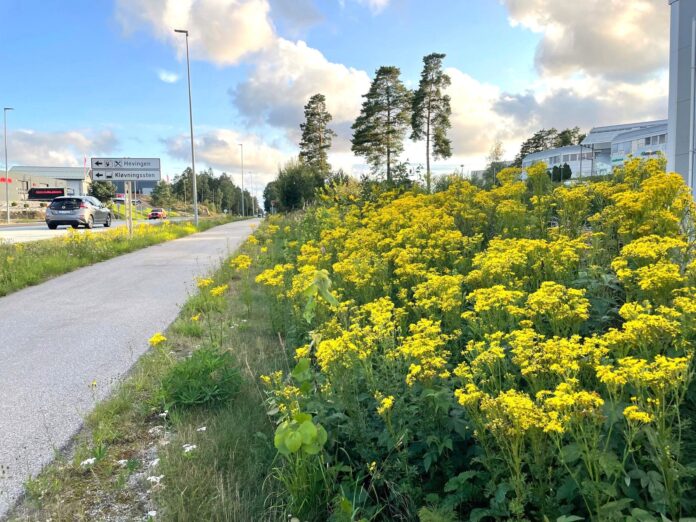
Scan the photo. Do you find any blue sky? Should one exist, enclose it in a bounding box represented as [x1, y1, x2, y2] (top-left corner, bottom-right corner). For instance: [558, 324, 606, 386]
[0, 0, 671, 193]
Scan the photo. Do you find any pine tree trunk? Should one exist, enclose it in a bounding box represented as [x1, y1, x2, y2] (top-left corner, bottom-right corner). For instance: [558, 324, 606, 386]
[426, 97, 432, 192]
[426, 117, 431, 192]
[386, 93, 392, 183]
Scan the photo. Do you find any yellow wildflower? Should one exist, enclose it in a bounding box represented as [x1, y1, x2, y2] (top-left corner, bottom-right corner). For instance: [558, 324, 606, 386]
[149, 332, 167, 347]
[210, 284, 229, 297]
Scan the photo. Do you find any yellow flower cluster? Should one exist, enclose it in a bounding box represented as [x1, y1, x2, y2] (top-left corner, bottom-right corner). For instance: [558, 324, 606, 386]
[197, 277, 214, 288]
[230, 254, 252, 271]
[253, 156, 696, 513]
[210, 284, 229, 297]
[148, 332, 167, 347]
[255, 263, 293, 288]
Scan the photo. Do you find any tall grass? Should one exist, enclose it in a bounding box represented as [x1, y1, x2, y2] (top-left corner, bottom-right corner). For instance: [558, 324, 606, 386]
[0, 218, 233, 297]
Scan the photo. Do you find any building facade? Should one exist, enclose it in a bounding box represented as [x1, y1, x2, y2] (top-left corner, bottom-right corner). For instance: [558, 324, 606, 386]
[667, 0, 696, 193]
[522, 120, 668, 178]
[7, 166, 91, 200]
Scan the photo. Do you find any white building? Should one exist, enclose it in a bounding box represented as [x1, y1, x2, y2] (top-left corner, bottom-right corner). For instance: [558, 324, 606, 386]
[8, 166, 91, 198]
[522, 145, 595, 177]
[522, 120, 668, 178]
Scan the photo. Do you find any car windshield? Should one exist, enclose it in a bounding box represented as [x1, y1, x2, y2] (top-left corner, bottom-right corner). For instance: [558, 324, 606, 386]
[151, 208, 163, 212]
[49, 198, 82, 210]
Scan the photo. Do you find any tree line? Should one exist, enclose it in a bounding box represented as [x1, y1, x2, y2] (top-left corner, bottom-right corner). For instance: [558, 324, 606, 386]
[265, 52, 454, 212]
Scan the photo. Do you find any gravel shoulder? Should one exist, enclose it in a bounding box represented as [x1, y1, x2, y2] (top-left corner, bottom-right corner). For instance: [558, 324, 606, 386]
[0, 219, 259, 517]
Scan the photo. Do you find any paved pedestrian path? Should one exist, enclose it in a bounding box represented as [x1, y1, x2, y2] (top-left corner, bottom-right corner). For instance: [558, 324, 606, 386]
[0, 219, 259, 516]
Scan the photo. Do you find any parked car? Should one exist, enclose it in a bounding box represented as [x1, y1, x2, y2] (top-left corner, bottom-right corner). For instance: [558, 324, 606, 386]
[45, 196, 113, 230]
[148, 208, 167, 220]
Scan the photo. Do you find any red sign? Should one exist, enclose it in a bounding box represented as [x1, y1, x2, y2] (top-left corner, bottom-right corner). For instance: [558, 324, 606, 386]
[28, 187, 65, 200]
[0, 177, 11, 183]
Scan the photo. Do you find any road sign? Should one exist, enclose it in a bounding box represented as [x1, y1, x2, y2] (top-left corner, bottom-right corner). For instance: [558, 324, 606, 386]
[93, 170, 161, 181]
[90, 158, 161, 182]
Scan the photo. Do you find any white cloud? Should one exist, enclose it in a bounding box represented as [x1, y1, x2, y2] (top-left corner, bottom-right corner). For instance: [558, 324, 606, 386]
[500, 0, 669, 81]
[5, 129, 118, 167]
[355, 0, 390, 14]
[495, 70, 669, 135]
[231, 38, 371, 137]
[163, 129, 289, 187]
[157, 69, 180, 83]
[115, 0, 276, 66]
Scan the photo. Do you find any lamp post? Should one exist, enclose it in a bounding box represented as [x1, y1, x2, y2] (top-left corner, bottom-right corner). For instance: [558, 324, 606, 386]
[4, 108, 14, 224]
[238, 143, 245, 217]
[174, 29, 198, 226]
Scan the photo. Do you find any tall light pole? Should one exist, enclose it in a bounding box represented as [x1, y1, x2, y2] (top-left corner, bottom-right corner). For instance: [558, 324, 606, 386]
[174, 29, 198, 226]
[4, 107, 14, 224]
[238, 143, 245, 217]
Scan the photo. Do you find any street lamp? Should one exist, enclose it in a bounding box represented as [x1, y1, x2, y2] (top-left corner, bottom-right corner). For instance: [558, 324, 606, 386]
[238, 143, 245, 217]
[4, 107, 14, 224]
[174, 29, 198, 226]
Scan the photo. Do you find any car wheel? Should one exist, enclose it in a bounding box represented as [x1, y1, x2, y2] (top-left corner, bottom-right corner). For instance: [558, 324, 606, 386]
[104, 214, 111, 228]
[86, 215, 94, 229]
[71, 223, 79, 229]
[47, 223, 57, 230]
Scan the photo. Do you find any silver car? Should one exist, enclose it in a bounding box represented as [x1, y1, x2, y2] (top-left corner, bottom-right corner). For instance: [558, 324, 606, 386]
[45, 196, 113, 230]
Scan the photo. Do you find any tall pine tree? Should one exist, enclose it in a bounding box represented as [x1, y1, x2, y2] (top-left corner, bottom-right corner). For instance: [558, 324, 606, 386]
[411, 53, 452, 191]
[299, 93, 336, 175]
[351, 66, 412, 182]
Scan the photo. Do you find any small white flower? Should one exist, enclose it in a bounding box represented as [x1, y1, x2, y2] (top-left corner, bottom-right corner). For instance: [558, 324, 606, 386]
[196, 426, 207, 432]
[147, 510, 157, 518]
[182, 443, 197, 453]
[158, 410, 169, 418]
[149, 458, 160, 467]
[80, 457, 96, 467]
[117, 459, 128, 467]
[146, 475, 164, 484]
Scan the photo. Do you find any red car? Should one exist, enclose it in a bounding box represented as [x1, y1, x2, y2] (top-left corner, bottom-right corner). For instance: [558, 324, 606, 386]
[148, 208, 167, 220]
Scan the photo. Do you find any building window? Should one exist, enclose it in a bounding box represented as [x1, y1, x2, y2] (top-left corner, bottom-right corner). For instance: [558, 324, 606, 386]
[562, 154, 569, 162]
[659, 134, 666, 144]
[569, 154, 577, 161]
[645, 137, 652, 146]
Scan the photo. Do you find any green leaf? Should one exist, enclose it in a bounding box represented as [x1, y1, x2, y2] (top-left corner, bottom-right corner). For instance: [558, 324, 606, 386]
[298, 420, 318, 444]
[316, 424, 328, 445]
[560, 443, 582, 464]
[285, 431, 303, 453]
[556, 516, 584, 522]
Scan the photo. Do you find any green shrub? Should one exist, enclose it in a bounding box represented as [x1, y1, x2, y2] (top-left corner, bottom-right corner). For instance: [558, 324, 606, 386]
[160, 347, 241, 409]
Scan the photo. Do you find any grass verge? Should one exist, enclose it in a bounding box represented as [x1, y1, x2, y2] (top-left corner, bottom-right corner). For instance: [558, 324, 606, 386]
[9, 227, 286, 521]
[0, 217, 239, 297]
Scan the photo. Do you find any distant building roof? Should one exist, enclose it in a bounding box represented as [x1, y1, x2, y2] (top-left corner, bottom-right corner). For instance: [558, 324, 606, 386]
[582, 120, 667, 147]
[9, 166, 90, 180]
[612, 122, 669, 143]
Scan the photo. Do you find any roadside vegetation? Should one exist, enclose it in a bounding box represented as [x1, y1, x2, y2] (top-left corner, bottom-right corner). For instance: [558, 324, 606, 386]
[251, 156, 696, 520]
[14, 157, 696, 521]
[11, 225, 282, 521]
[0, 217, 234, 297]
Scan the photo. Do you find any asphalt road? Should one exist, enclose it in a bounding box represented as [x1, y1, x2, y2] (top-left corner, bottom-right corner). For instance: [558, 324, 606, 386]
[0, 218, 259, 517]
[0, 217, 190, 244]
